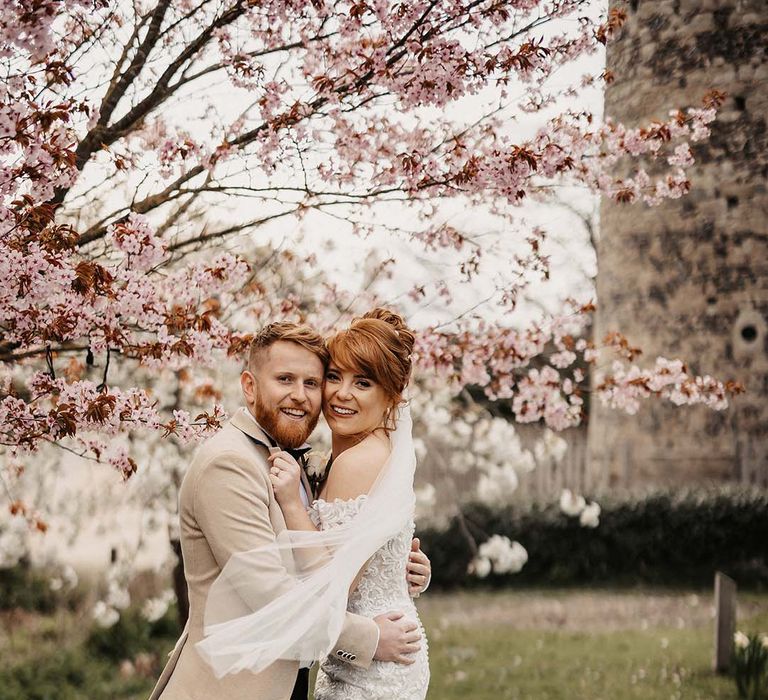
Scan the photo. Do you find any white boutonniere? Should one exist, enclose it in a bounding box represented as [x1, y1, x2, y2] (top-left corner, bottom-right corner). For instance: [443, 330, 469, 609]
[305, 450, 330, 478]
[305, 450, 331, 497]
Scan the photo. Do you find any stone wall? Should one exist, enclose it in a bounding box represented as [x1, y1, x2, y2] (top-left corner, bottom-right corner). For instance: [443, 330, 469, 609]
[588, 0, 768, 491]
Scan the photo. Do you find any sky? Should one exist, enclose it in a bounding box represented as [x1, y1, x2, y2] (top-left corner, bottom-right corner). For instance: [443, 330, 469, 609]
[65, 2, 607, 331]
[217, 13, 606, 328]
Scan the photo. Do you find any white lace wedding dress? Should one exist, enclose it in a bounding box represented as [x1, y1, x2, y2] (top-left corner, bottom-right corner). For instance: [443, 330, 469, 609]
[309, 495, 430, 700]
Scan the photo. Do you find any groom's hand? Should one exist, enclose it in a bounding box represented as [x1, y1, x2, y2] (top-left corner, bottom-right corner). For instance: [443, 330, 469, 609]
[267, 450, 302, 508]
[372, 611, 421, 665]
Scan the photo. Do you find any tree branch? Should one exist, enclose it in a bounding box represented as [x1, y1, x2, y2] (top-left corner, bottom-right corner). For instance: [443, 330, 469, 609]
[54, 1, 249, 206]
[66, 0, 173, 191]
[97, 8, 155, 128]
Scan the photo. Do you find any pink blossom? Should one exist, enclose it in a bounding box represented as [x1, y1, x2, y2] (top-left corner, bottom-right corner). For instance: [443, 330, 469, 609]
[0, 0, 737, 499]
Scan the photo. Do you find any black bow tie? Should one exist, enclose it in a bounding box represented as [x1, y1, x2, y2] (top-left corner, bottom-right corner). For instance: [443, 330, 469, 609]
[285, 445, 312, 463]
[250, 433, 311, 464]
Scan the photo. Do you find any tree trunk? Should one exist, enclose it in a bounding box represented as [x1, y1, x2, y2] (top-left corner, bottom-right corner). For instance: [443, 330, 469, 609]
[170, 538, 189, 629]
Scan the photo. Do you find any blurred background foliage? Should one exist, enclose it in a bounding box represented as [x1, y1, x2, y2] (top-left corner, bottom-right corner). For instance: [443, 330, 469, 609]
[421, 488, 768, 589]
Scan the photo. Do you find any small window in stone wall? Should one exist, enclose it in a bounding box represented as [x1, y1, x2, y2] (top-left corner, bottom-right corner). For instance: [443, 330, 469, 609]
[741, 325, 757, 343]
[733, 308, 765, 359]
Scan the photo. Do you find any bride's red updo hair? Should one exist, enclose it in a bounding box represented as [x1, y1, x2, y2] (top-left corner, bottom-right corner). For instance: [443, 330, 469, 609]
[326, 308, 415, 428]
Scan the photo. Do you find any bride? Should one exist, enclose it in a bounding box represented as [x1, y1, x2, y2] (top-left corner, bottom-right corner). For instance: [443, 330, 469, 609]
[198, 308, 430, 700]
[270, 308, 429, 699]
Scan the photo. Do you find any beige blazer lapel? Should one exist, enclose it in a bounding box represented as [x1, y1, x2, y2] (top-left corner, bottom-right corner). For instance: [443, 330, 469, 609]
[229, 407, 286, 527]
[230, 406, 274, 446]
[230, 407, 314, 503]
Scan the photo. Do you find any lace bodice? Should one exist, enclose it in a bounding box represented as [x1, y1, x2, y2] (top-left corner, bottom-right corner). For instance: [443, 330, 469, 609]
[310, 495, 414, 616]
[309, 496, 430, 700]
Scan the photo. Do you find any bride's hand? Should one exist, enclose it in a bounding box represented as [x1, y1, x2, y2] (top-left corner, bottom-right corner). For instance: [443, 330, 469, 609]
[267, 451, 303, 508]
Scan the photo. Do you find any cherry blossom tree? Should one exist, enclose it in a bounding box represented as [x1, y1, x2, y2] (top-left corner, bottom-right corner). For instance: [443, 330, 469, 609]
[1, 0, 742, 588]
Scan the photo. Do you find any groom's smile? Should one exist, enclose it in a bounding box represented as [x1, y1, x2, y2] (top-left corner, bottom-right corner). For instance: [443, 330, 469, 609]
[280, 406, 308, 420]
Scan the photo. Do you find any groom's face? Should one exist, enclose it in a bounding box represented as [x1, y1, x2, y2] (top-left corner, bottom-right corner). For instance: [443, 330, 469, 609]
[241, 340, 323, 448]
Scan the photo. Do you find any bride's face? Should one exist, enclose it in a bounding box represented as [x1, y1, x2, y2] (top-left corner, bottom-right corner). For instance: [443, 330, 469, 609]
[322, 361, 389, 437]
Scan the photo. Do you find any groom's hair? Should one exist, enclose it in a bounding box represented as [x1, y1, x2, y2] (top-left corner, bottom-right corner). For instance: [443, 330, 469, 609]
[248, 322, 329, 370]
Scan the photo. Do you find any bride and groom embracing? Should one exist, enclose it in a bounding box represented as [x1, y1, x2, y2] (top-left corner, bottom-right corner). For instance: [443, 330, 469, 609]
[149, 308, 432, 700]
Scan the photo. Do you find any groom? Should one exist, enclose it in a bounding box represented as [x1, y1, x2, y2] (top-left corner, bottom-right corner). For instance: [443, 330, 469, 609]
[149, 322, 431, 700]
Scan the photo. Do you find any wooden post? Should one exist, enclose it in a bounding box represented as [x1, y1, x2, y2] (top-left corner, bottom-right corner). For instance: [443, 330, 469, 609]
[714, 571, 737, 673]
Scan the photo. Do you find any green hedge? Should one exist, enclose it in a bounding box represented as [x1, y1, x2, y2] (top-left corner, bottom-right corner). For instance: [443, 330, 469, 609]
[418, 488, 768, 589]
[0, 561, 84, 614]
[86, 607, 178, 662]
[0, 562, 59, 613]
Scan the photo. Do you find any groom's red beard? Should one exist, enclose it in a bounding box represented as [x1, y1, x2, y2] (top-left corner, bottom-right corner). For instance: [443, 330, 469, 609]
[252, 393, 319, 449]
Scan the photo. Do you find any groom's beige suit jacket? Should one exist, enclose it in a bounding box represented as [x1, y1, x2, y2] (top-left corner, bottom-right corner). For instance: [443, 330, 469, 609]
[148, 407, 379, 700]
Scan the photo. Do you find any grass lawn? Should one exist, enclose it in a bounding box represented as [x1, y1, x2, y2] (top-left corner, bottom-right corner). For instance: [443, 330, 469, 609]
[1, 588, 766, 699]
[417, 589, 768, 700]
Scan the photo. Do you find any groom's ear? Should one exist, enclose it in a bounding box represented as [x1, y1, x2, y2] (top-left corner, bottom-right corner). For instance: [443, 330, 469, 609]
[240, 369, 257, 405]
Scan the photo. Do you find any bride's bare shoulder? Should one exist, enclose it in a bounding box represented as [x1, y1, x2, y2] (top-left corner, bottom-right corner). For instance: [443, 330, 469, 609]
[340, 433, 390, 466]
[324, 434, 391, 500]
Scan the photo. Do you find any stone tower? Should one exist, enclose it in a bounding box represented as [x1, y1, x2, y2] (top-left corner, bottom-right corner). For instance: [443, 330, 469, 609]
[587, 0, 768, 491]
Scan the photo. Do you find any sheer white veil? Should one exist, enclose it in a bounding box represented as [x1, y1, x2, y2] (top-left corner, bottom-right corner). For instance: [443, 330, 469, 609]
[195, 405, 417, 677]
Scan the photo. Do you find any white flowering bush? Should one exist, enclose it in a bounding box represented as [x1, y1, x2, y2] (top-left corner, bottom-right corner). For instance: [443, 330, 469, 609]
[477, 465, 520, 509]
[91, 558, 134, 629]
[559, 489, 587, 517]
[142, 590, 176, 623]
[412, 385, 538, 491]
[411, 384, 573, 575]
[409, 383, 615, 580]
[559, 488, 601, 528]
[92, 600, 121, 629]
[48, 565, 78, 594]
[87, 589, 179, 662]
[469, 535, 528, 578]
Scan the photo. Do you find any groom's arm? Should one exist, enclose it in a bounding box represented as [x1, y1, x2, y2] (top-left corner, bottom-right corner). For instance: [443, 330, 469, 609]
[193, 451, 380, 669]
[334, 612, 422, 668]
[194, 451, 296, 605]
[331, 615, 379, 669]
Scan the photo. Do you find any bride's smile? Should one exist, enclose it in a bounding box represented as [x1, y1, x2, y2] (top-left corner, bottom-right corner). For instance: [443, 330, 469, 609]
[329, 405, 357, 416]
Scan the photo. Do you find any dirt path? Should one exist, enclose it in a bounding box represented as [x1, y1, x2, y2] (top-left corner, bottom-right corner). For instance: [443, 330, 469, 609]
[416, 588, 768, 632]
